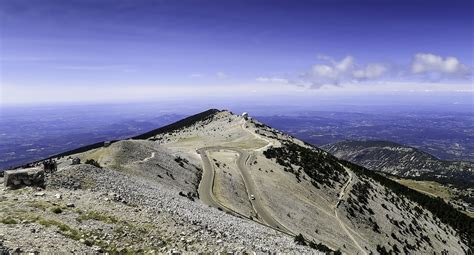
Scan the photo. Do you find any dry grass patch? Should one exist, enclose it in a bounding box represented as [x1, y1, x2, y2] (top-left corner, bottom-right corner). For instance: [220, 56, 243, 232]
[76, 210, 118, 223]
[28, 200, 52, 210]
[393, 179, 452, 199]
[1, 217, 18, 224]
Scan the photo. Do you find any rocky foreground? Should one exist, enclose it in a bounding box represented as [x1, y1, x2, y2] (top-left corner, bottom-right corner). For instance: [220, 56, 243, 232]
[0, 164, 315, 254]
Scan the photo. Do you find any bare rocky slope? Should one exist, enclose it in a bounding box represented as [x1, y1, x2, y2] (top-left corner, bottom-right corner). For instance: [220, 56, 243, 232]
[1, 109, 473, 254]
[323, 140, 474, 216]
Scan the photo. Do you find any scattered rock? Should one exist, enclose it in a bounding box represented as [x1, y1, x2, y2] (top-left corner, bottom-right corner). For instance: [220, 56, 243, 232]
[92, 245, 102, 252]
[0, 146, 319, 254]
[12, 247, 22, 254]
[0, 247, 8, 255]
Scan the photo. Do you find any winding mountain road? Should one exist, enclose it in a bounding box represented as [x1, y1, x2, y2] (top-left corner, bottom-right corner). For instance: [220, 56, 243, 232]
[197, 146, 292, 235]
[196, 118, 362, 253]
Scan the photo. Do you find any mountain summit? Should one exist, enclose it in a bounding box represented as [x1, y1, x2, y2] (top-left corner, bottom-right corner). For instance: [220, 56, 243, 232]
[1, 110, 472, 253]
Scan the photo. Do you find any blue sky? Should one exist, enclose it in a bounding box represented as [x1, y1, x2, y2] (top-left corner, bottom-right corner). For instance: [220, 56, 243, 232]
[1, 0, 473, 105]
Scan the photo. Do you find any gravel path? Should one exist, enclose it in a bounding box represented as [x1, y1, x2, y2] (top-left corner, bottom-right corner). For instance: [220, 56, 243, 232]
[334, 167, 366, 254]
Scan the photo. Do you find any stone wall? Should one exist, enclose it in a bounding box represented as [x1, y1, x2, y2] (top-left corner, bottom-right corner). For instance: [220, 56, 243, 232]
[4, 168, 45, 188]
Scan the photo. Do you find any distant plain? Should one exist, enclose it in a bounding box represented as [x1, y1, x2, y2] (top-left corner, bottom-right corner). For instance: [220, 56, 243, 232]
[1, 101, 473, 169]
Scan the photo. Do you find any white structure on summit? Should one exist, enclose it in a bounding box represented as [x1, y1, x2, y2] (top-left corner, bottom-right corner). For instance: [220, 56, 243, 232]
[242, 112, 249, 118]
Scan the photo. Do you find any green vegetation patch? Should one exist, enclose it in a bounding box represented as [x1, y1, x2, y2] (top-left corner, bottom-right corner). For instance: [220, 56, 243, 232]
[1, 217, 18, 224]
[38, 218, 81, 240]
[76, 210, 118, 223]
[51, 207, 63, 214]
[0, 208, 39, 225]
[85, 159, 102, 168]
[28, 200, 52, 210]
[264, 142, 347, 186]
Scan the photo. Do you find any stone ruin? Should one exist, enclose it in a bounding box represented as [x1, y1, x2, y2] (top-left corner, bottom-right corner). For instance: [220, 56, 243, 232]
[3, 168, 45, 189]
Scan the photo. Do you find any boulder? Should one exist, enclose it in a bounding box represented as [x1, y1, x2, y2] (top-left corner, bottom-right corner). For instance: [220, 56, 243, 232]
[71, 157, 81, 165]
[4, 168, 45, 189]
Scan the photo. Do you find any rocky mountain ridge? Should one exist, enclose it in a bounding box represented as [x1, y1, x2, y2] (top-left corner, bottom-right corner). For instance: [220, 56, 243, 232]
[1, 109, 472, 254]
[322, 140, 473, 188]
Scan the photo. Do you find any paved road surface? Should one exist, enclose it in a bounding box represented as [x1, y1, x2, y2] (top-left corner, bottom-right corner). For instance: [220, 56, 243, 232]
[197, 146, 292, 234]
[196, 147, 228, 210]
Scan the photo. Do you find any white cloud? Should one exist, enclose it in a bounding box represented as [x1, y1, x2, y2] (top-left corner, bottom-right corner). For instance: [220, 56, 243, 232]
[190, 72, 228, 79]
[312, 64, 337, 79]
[216, 72, 227, 79]
[311, 56, 354, 80]
[256, 77, 289, 83]
[335, 56, 354, 72]
[56, 65, 133, 72]
[257, 53, 471, 90]
[353, 63, 388, 79]
[190, 73, 204, 78]
[305, 55, 387, 88]
[411, 53, 469, 75]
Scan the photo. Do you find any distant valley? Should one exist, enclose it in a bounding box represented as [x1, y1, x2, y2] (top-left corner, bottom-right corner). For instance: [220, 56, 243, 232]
[257, 111, 474, 162]
[0, 105, 184, 169]
[2, 108, 473, 171]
